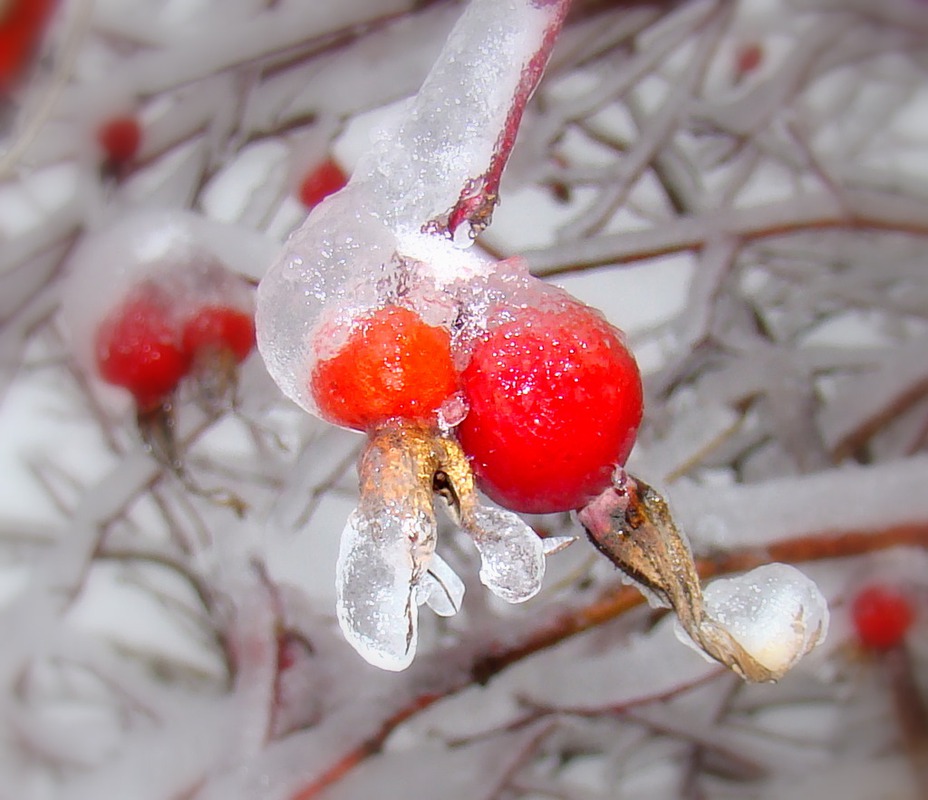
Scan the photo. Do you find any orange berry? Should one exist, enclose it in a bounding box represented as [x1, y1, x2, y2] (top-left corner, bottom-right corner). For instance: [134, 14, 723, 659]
[310, 305, 458, 431]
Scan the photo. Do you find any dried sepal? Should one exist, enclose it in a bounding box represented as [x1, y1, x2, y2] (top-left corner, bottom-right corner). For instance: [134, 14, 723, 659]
[580, 475, 828, 682]
[336, 424, 442, 670]
[336, 423, 572, 669]
[433, 435, 554, 604]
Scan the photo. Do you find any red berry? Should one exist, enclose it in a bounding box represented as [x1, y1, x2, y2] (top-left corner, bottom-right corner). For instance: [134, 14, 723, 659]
[310, 305, 458, 432]
[0, 0, 56, 93]
[97, 116, 142, 164]
[297, 158, 347, 209]
[276, 634, 299, 673]
[95, 289, 189, 410]
[734, 42, 763, 77]
[457, 304, 642, 513]
[851, 585, 915, 651]
[182, 305, 255, 363]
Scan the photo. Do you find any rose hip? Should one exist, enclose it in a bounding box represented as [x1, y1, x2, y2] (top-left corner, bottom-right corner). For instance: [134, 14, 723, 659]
[94, 288, 189, 411]
[310, 305, 458, 431]
[297, 158, 347, 209]
[852, 584, 915, 651]
[97, 115, 143, 165]
[182, 305, 255, 363]
[457, 302, 643, 513]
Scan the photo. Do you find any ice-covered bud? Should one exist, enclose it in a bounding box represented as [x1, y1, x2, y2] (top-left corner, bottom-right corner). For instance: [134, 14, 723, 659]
[693, 564, 830, 679]
[582, 476, 829, 683]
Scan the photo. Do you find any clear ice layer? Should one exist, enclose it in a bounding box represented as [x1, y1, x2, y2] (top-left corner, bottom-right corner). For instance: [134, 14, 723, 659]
[256, 0, 565, 420]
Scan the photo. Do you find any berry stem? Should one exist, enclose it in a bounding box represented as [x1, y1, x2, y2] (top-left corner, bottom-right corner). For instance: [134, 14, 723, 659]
[358, 0, 572, 236]
[580, 475, 803, 683]
[442, 0, 571, 237]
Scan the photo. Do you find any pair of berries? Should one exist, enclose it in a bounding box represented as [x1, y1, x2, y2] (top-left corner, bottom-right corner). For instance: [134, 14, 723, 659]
[95, 286, 254, 411]
[309, 294, 643, 514]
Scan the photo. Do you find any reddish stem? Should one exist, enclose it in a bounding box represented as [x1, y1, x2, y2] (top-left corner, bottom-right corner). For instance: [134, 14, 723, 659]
[445, 0, 572, 237]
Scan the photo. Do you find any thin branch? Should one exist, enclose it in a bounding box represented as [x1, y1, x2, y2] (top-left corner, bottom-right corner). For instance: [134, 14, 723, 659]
[515, 187, 928, 276]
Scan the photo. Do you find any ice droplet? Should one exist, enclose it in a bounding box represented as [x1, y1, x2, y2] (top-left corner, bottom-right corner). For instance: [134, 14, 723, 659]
[335, 508, 435, 671]
[465, 506, 545, 603]
[417, 552, 465, 617]
[698, 563, 830, 677]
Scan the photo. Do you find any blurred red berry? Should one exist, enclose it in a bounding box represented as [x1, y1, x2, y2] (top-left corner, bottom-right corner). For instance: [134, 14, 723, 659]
[182, 305, 255, 363]
[0, 0, 56, 93]
[852, 585, 915, 651]
[457, 303, 643, 513]
[310, 305, 458, 431]
[95, 289, 189, 410]
[276, 634, 299, 673]
[297, 159, 347, 209]
[97, 116, 142, 164]
[734, 42, 763, 78]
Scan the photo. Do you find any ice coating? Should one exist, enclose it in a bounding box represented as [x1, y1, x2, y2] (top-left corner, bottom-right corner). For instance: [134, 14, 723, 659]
[695, 563, 830, 678]
[256, 0, 569, 420]
[417, 552, 465, 617]
[61, 210, 272, 380]
[334, 424, 569, 669]
[335, 507, 435, 672]
[355, 0, 559, 232]
[465, 506, 545, 603]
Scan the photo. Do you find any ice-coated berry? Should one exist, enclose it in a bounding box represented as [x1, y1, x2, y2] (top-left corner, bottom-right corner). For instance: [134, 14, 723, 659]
[297, 158, 347, 209]
[95, 290, 189, 410]
[97, 116, 142, 164]
[182, 305, 255, 363]
[457, 303, 642, 513]
[852, 584, 915, 651]
[310, 305, 458, 431]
